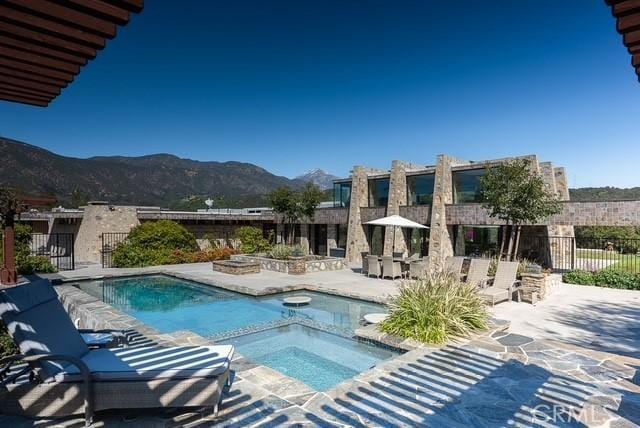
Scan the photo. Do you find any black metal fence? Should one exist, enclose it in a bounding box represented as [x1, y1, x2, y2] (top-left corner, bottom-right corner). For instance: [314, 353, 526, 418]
[101, 232, 129, 268]
[30, 233, 75, 270]
[518, 235, 640, 274]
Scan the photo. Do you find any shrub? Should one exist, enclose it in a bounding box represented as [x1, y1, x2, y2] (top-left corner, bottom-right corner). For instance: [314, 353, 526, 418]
[9, 224, 58, 274]
[113, 220, 197, 267]
[235, 226, 272, 254]
[0, 322, 18, 358]
[166, 247, 239, 265]
[269, 244, 293, 260]
[379, 272, 489, 344]
[594, 270, 640, 289]
[563, 270, 596, 285]
[563, 269, 640, 290]
[18, 255, 57, 275]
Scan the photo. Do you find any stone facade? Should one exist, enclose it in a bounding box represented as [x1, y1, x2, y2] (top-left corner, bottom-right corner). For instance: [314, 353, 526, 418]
[74, 203, 140, 264]
[383, 161, 408, 256]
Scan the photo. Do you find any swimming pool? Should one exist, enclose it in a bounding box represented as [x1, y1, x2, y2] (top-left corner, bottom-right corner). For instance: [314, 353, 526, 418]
[75, 275, 399, 390]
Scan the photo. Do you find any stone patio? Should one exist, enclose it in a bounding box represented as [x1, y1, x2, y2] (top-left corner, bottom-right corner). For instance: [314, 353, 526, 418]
[4, 264, 639, 426]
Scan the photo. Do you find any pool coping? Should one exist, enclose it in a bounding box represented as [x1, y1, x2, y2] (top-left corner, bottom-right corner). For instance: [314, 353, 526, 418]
[52, 268, 394, 304]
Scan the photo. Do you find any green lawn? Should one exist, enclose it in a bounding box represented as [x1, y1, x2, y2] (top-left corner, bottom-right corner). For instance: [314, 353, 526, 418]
[576, 248, 640, 273]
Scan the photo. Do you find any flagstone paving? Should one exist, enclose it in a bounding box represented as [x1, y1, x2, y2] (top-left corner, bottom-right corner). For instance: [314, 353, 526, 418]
[4, 271, 639, 427]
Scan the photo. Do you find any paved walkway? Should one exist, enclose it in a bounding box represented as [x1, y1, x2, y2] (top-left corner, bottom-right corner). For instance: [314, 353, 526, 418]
[491, 282, 640, 360]
[49, 262, 400, 303]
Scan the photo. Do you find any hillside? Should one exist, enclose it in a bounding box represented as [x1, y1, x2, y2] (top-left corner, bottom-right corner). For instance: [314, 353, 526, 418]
[569, 187, 640, 201]
[0, 138, 305, 208]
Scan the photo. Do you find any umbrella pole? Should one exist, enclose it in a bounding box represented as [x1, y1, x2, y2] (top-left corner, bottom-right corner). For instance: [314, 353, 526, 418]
[392, 226, 396, 256]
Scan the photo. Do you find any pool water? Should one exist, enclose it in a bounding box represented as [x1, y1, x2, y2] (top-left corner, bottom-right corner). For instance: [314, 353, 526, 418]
[76, 275, 399, 390]
[220, 324, 397, 391]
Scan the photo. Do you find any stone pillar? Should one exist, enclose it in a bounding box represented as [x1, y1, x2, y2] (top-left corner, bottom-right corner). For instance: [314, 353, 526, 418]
[345, 166, 370, 263]
[520, 273, 560, 303]
[75, 203, 140, 264]
[383, 160, 408, 256]
[327, 224, 337, 256]
[428, 155, 456, 271]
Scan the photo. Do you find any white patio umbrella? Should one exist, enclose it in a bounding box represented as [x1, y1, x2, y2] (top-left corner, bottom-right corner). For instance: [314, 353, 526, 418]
[364, 214, 429, 256]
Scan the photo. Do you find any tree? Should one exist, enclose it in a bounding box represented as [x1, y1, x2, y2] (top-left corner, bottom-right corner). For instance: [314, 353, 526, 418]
[268, 184, 324, 244]
[480, 159, 561, 261]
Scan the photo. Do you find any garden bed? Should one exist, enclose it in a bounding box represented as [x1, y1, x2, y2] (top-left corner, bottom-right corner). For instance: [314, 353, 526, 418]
[231, 254, 346, 275]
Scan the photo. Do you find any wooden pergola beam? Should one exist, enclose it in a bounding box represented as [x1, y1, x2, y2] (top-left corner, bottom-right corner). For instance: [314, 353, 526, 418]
[0, 35, 88, 66]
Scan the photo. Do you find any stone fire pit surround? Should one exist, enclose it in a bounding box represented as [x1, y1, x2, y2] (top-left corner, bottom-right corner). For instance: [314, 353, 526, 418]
[231, 254, 346, 275]
[212, 259, 260, 275]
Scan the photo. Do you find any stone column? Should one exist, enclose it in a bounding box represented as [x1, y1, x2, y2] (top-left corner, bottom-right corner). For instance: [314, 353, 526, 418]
[428, 155, 456, 271]
[75, 203, 140, 264]
[552, 167, 575, 269]
[383, 160, 408, 256]
[345, 166, 370, 263]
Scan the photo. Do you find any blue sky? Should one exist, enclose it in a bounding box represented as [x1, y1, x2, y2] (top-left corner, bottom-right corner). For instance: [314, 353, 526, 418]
[1, 1, 638, 187]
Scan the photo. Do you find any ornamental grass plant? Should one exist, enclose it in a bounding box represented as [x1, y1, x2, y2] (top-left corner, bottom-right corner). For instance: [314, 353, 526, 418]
[379, 271, 489, 344]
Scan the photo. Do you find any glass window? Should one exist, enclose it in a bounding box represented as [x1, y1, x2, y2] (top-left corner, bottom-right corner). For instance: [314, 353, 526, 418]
[368, 178, 389, 207]
[407, 228, 430, 257]
[333, 182, 352, 208]
[407, 174, 435, 206]
[453, 225, 501, 258]
[367, 225, 386, 256]
[452, 169, 486, 203]
[336, 224, 348, 249]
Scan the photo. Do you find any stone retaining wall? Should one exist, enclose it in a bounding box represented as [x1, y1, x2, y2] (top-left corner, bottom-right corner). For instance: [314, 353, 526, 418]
[231, 254, 346, 275]
[211, 260, 260, 275]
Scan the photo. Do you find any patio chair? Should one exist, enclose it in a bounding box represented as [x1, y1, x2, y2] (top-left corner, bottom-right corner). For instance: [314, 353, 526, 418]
[382, 256, 402, 279]
[444, 256, 465, 277]
[0, 279, 234, 426]
[466, 258, 491, 288]
[409, 256, 430, 279]
[479, 261, 520, 306]
[361, 252, 369, 275]
[367, 255, 382, 278]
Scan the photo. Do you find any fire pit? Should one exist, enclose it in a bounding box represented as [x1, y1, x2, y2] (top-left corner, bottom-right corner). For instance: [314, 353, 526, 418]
[212, 260, 260, 275]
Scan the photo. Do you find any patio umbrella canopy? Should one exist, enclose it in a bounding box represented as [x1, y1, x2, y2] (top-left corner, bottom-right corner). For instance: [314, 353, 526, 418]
[365, 214, 428, 229]
[364, 215, 428, 256]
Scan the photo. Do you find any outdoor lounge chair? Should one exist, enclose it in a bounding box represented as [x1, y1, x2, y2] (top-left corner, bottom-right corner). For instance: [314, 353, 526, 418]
[444, 256, 465, 277]
[361, 252, 369, 275]
[466, 258, 491, 288]
[382, 256, 403, 279]
[0, 279, 234, 426]
[479, 261, 520, 306]
[367, 255, 381, 278]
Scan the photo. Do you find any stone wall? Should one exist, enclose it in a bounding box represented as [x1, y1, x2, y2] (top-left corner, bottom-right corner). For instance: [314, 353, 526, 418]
[312, 208, 348, 225]
[75, 203, 140, 264]
[231, 255, 346, 274]
[384, 160, 408, 256]
[445, 201, 640, 227]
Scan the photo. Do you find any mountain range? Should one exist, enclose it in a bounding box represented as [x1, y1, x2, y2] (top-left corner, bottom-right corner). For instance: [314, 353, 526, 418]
[295, 169, 340, 190]
[1, 137, 637, 209]
[0, 138, 308, 208]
